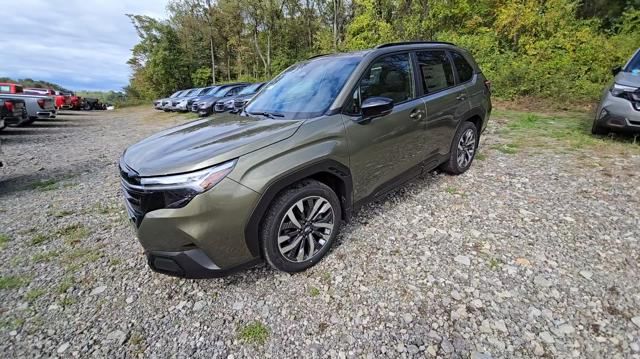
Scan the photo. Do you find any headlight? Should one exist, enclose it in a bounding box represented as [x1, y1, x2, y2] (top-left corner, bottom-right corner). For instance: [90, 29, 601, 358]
[610, 83, 638, 98]
[139, 160, 236, 193]
[224, 99, 234, 106]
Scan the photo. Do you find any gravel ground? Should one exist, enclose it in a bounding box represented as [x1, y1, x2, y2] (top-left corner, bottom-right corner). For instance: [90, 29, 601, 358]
[1, 107, 639, 358]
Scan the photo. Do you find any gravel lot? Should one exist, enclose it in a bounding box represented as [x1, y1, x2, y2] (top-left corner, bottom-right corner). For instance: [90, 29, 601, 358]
[1, 107, 639, 358]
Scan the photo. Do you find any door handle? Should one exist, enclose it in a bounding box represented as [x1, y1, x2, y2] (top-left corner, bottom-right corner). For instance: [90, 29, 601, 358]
[409, 109, 424, 120]
[456, 94, 467, 101]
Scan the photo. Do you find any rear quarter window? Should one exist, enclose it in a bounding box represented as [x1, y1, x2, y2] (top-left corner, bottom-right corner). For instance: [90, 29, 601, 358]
[451, 52, 474, 83]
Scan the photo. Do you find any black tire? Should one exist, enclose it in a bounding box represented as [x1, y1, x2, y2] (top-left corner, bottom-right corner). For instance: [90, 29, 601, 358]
[441, 121, 478, 175]
[260, 179, 342, 273]
[591, 118, 608, 135]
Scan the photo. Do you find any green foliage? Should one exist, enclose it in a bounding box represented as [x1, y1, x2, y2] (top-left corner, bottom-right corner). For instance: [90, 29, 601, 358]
[237, 321, 270, 345]
[126, 0, 640, 103]
[0, 275, 30, 290]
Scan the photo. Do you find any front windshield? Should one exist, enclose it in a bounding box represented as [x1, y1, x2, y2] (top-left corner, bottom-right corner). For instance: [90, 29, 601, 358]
[185, 89, 200, 96]
[196, 87, 210, 95]
[170, 91, 182, 98]
[245, 56, 361, 120]
[238, 83, 263, 95]
[202, 87, 218, 95]
[625, 50, 640, 73]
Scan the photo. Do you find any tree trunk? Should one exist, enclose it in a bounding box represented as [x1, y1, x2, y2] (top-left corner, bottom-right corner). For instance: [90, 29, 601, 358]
[226, 43, 231, 82]
[210, 37, 216, 85]
[253, 26, 267, 77]
[332, 0, 339, 51]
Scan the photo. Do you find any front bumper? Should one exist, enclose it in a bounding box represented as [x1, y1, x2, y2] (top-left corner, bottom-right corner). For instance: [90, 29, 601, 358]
[595, 92, 640, 132]
[127, 177, 261, 278]
[147, 249, 261, 279]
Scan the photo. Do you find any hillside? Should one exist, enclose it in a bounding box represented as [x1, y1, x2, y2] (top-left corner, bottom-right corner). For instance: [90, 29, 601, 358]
[0, 77, 71, 93]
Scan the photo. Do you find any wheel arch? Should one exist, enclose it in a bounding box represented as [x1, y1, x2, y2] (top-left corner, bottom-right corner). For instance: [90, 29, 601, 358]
[243, 159, 353, 258]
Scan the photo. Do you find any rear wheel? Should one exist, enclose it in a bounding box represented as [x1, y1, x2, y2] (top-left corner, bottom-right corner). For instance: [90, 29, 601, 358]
[260, 180, 342, 273]
[441, 121, 478, 175]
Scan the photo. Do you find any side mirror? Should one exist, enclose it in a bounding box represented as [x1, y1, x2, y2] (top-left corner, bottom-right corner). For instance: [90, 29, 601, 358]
[612, 66, 622, 76]
[359, 97, 394, 122]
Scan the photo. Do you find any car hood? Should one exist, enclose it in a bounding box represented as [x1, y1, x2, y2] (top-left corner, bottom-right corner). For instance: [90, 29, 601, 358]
[615, 71, 640, 87]
[234, 93, 256, 102]
[123, 113, 303, 176]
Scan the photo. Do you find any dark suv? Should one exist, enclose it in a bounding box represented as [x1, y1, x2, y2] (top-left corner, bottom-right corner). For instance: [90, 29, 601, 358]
[120, 42, 492, 278]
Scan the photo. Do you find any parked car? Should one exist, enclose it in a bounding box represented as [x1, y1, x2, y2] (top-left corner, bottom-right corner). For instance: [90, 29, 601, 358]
[165, 88, 201, 111]
[155, 90, 185, 111]
[195, 83, 248, 116]
[230, 82, 267, 113]
[174, 87, 216, 112]
[593, 48, 640, 135]
[191, 83, 247, 114]
[0, 97, 27, 129]
[0, 93, 56, 124]
[119, 41, 491, 278]
[23, 88, 69, 110]
[214, 82, 265, 113]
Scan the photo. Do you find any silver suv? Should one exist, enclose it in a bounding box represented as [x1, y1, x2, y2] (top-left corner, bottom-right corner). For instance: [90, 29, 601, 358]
[593, 48, 640, 134]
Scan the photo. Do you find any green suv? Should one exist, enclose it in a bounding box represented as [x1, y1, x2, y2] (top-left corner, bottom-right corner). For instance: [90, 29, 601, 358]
[120, 42, 492, 278]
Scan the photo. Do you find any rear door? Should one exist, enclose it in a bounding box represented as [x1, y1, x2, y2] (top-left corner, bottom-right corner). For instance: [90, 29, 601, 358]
[342, 52, 427, 201]
[416, 50, 470, 157]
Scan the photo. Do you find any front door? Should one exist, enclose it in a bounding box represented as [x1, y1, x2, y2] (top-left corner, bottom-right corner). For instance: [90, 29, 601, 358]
[342, 52, 427, 202]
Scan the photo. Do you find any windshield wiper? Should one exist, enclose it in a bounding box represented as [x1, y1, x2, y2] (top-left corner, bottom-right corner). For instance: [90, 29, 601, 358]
[247, 111, 285, 119]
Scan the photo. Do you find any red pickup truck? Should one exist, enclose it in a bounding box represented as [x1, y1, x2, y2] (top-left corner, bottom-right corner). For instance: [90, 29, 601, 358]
[0, 83, 24, 94]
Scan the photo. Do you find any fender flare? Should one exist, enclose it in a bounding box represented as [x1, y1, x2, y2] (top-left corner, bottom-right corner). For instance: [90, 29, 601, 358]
[243, 159, 353, 258]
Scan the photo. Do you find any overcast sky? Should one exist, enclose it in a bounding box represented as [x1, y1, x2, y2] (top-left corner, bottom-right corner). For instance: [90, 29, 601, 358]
[1, 0, 169, 92]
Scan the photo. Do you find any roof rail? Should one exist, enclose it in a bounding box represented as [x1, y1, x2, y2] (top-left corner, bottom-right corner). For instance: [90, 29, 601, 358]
[308, 53, 330, 60]
[375, 41, 455, 49]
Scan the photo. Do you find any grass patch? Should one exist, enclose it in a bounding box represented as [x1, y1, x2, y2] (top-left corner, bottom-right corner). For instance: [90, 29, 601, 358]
[58, 224, 90, 245]
[65, 247, 103, 265]
[32, 250, 60, 263]
[49, 210, 74, 219]
[488, 258, 503, 270]
[30, 233, 50, 246]
[493, 143, 519, 154]
[30, 179, 59, 191]
[237, 321, 269, 345]
[309, 287, 320, 297]
[493, 109, 640, 154]
[0, 275, 30, 290]
[0, 234, 10, 249]
[475, 152, 487, 161]
[57, 276, 75, 294]
[93, 203, 119, 215]
[0, 317, 25, 331]
[25, 288, 46, 302]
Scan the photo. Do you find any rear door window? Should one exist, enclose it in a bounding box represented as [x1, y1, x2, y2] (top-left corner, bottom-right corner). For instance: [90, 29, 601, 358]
[1, 85, 11, 93]
[416, 51, 455, 93]
[450, 52, 474, 83]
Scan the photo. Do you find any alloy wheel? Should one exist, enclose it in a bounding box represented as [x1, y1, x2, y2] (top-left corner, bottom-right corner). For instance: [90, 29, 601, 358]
[457, 128, 476, 169]
[277, 196, 335, 263]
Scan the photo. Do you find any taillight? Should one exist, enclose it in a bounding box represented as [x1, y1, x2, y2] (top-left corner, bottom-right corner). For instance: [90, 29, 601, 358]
[4, 100, 14, 112]
[484, 80, 492, 92]
[37, 99, 45, 109]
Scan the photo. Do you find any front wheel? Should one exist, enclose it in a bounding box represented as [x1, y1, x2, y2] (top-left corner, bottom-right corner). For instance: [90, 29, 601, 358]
[260, 180, 342, 273]
[591, 118, 608, 135]
[441, 121, 478, 175]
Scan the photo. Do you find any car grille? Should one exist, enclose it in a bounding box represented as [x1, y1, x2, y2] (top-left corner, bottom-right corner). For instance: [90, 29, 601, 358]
[214, 103, 225, 112]
[234, 99, 247, 111]
[192, 103, 199, 112]
[119, 164, 165, 227]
